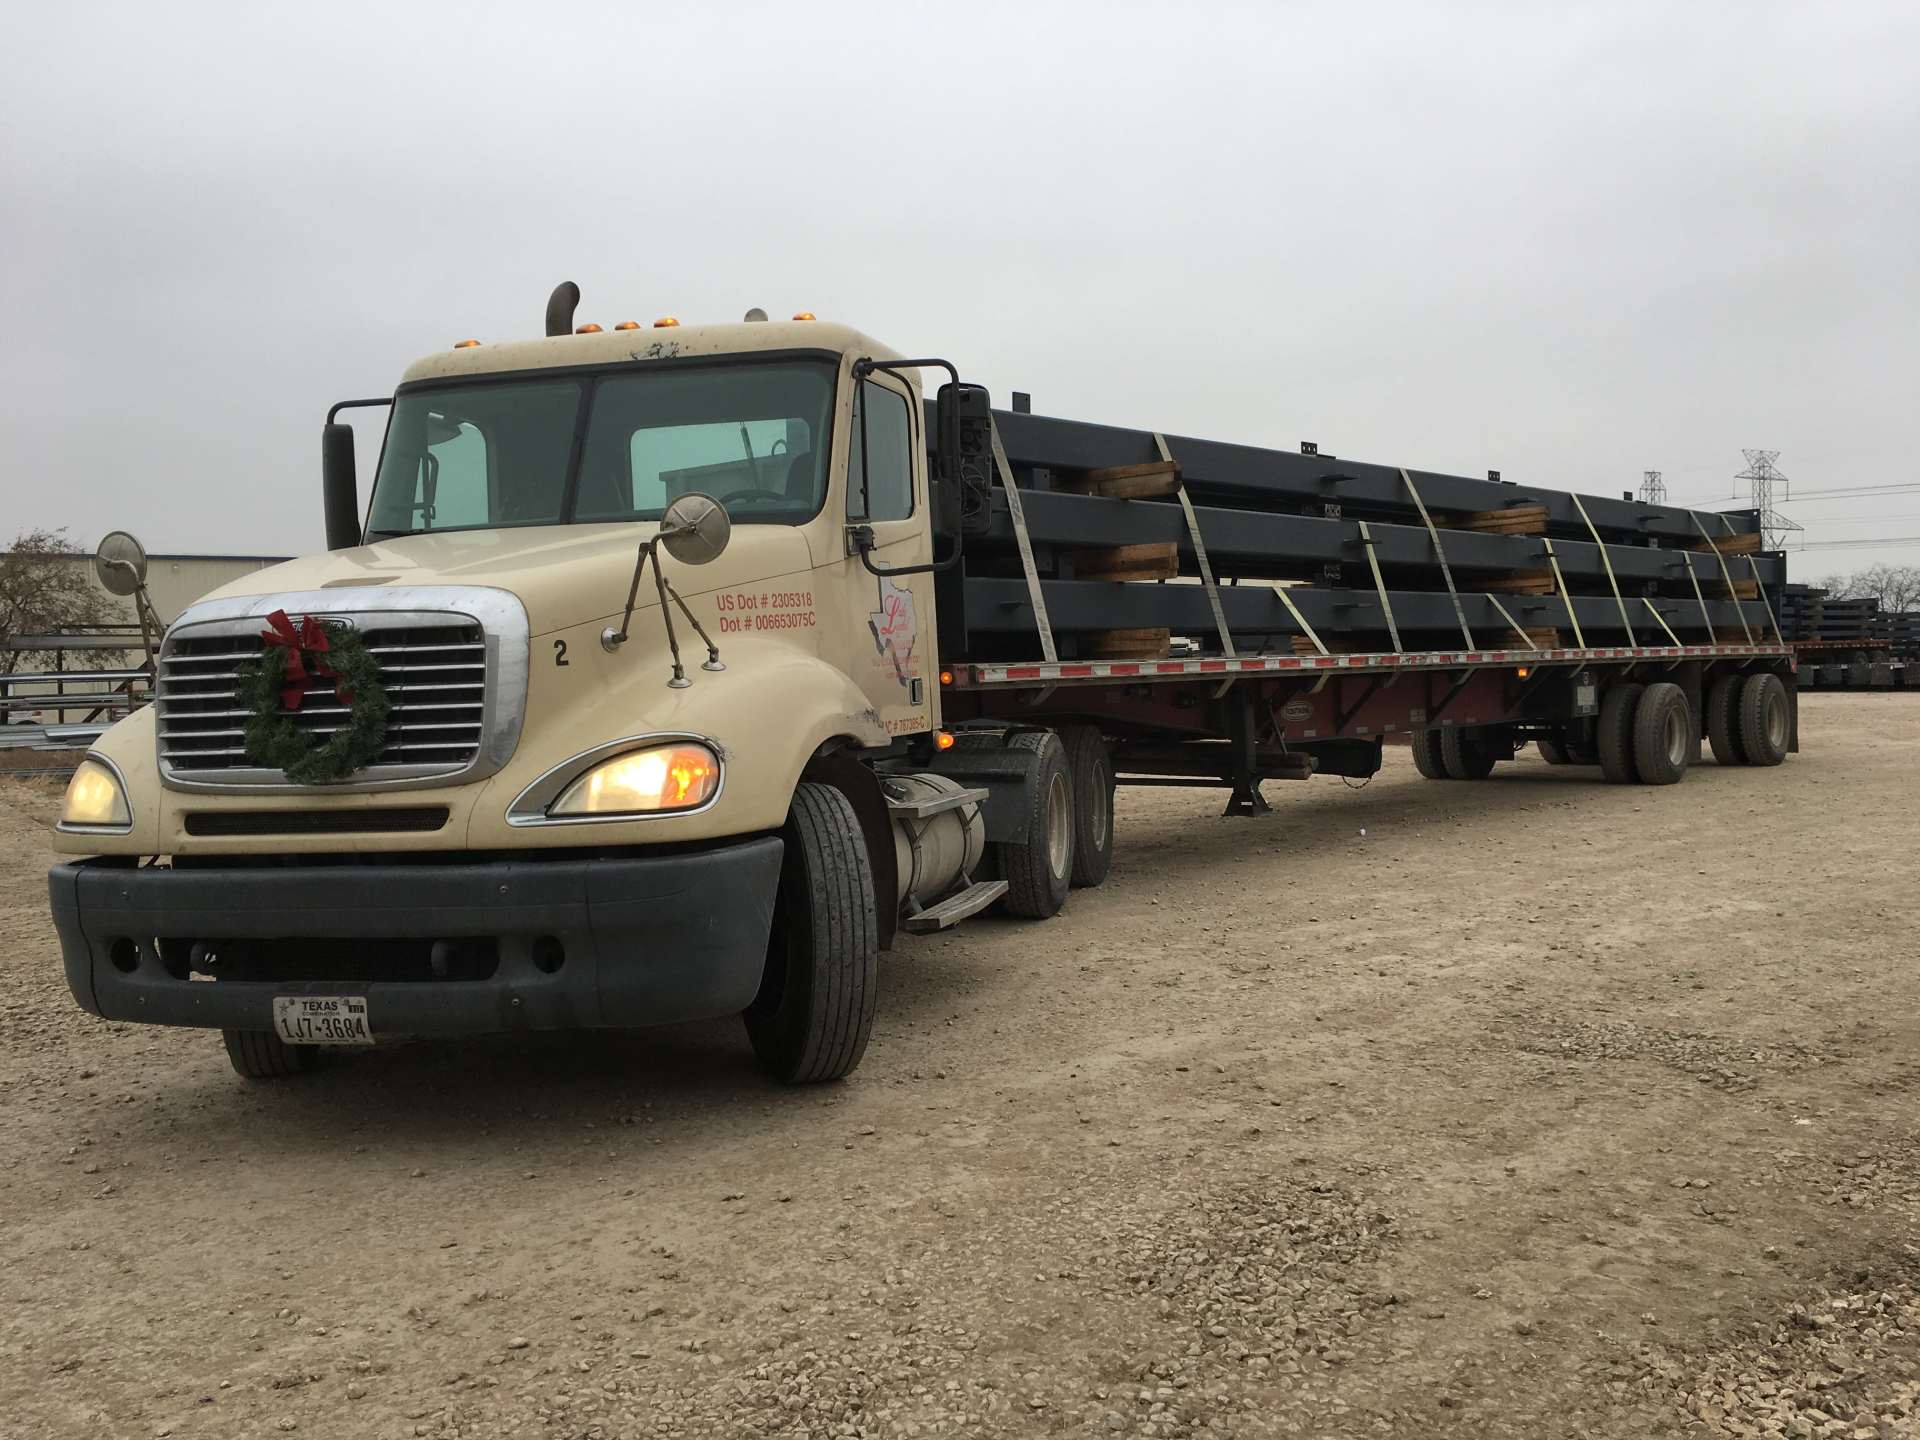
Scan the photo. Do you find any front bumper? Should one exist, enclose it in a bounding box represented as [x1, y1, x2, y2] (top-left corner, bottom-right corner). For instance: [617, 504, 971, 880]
[48, 838, 784, 1036]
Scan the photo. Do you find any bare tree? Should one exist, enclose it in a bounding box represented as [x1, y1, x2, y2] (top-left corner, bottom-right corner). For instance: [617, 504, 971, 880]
[1824, 564, 1920, 613]
[0, 529, 121, 674]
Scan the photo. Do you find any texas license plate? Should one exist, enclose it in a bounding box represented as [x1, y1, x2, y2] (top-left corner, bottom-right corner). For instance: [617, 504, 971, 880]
[271, 995, 373, 1045]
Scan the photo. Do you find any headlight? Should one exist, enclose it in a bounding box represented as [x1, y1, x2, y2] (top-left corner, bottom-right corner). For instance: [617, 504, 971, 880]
[60, 758, 132, 830]
[548, 742, 720, 817]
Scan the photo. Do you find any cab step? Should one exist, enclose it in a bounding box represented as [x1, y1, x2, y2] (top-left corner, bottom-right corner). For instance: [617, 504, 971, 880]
[901, 878, 1008, 933]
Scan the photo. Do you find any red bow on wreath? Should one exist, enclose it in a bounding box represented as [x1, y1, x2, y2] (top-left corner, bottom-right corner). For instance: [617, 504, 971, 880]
[259, 610, 356, 710]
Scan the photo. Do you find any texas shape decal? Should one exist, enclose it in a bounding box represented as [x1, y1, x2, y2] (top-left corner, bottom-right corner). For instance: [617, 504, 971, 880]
[868, 575, 916, 687]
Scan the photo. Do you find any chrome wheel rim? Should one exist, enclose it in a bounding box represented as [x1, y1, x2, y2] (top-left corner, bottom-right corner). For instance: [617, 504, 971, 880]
[1766, 690, 1788, 749]
[1045, 772, 1071, 878]
[1664, 704, 1688, 768]
[1089, 774, 1111, 851]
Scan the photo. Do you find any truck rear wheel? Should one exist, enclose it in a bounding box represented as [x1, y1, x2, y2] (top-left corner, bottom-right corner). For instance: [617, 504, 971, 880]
[1057, 725, 1115, 889]
[1409, 729, 1448, 779]
[1596, 682, 1645, 784]
[1738, 673, 1790, 767]
[1440, 728, 1499, 779]
[1705, 673, 1747, 765]
[1536, 737, 1570, 765]
[997, 731, 1074, 918]
[1631, 682, 1691, 786]
[222, 1028, 313, 1080]
[744, 782, 878, 1084]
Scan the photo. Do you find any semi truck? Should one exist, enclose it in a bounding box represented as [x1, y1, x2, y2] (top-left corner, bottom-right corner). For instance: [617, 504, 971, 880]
[47, 285, 1797, 1083]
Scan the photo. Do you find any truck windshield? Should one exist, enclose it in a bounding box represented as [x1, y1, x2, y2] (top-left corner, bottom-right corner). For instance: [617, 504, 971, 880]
[365, 360, 836, 537]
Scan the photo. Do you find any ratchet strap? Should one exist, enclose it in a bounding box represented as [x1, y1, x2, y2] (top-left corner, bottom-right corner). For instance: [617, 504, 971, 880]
[1745, 554, 1784, 644]
[989, 418, 1057, 662]
[1641, 597, 1684, 648]
[1399, 467, 1474, 650]
[1570, 493, 1634, 645]
[1270, 582, 1327, 655]
[1156, 433, 1235, 658]
[1540, 537, 1585, 648]
[1356, 521, 1403, 653]
[1484, 594, 1539, 651]
[1689, 513, 1753, 644]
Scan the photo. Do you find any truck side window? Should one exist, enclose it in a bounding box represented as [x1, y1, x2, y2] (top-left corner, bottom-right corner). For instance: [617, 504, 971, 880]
[847, 381, 913, 522]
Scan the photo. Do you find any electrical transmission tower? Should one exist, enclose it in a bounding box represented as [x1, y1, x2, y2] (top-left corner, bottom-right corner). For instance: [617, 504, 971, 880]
[1736, 449, 1801, 549]
[1638, 470, 1666, 503]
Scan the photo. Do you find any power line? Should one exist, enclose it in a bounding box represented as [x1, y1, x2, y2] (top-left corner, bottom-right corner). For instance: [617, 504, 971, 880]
[1788, 534, 1920, 551]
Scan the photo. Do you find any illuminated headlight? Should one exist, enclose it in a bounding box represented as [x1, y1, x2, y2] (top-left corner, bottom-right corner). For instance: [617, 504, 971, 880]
[60, 758, 132, 830]
[548, 743, 720, 817]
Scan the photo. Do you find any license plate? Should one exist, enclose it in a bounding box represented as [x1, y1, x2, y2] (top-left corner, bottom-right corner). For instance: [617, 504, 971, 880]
[272, 995, 373, 1046]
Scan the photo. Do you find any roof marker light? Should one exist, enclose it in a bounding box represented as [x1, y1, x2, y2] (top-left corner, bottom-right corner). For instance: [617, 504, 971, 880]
[654, 316, 680, 328]
[792, 311, 816, 321]
[453, 339, 481, 349]
[575, 323, 603, 335]
[613, 321, 641, 331]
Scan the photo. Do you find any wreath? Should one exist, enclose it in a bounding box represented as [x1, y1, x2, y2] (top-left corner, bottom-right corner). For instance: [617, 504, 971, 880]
[236, 610, 390, 784]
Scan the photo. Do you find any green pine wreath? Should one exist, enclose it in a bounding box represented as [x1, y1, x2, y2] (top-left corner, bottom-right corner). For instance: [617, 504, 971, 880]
[236, 621, 390, 784]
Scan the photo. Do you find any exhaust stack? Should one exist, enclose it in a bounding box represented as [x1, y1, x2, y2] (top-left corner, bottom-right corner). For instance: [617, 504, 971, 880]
[545, 281, 581, 338]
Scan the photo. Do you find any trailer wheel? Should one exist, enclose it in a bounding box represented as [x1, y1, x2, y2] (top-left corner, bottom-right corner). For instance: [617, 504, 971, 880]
[1057, 725, 1115, 889]
[997, 731, 1074, 918]
[1596, 681, 1645, 784]
[1440, 728, 1499, 779]
[744, 782, 878, 1084]
[1631, 682, 1691, 786]
[1705, 673, 1747, 766]
[1737, 673, 1790, 767]
[1409, 729, 1448, 779]
[221, 1028, 313, 1080]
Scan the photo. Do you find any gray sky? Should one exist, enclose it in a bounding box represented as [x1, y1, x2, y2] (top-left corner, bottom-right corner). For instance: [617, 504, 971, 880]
[4, 1, 1916, 580]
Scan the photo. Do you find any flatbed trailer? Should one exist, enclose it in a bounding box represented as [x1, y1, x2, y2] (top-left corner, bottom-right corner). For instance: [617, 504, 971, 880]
[45, 289, 1799, 1085]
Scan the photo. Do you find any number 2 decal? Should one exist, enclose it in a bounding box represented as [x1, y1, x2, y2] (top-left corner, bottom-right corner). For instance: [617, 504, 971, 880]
[553, 639, 569, 668]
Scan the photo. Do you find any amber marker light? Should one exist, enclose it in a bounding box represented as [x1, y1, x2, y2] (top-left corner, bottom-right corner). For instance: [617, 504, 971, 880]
[575, 323, 603, 334]
[1517, 666, 1531, 678]
[613, 321, 641, 331]
[453, 339, 481, 348]
[939, 669, 954, 686]
[792, 311, 816, 321]
[653, 316, 680, 328]
[934, 730, 956, 751]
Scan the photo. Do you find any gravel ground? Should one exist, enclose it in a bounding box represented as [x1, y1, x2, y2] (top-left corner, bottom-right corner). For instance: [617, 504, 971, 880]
[2, 692, 1917, 1439]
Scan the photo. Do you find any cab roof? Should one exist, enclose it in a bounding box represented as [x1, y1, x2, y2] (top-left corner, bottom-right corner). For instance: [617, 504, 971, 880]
[398, 318, 907, 387]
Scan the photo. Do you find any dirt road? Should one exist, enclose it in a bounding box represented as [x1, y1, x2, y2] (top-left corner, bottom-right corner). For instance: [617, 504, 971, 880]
[4, 693, 1917, 1439]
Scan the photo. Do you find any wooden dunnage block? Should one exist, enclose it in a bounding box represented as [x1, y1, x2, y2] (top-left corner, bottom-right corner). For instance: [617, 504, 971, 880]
[1056, 460, 1182, 501]
[1067, 542, 1180, 583]
[1688, 531, 1763, 556]
[1088, 627, 1172, 659]
[1453, 504, 1549, 536]
[1478, 571, 1559, 595]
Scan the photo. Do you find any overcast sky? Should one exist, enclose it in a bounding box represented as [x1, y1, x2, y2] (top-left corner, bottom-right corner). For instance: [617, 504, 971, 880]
[3, 2, 1916, 580]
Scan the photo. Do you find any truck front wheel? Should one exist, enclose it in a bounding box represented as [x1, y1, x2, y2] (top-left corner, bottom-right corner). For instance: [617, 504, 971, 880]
[222, 1028, 313, 1080]
[744, 782, 878, 1084]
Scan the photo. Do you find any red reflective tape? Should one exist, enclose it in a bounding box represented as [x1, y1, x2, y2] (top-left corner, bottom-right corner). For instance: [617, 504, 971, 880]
[1109, 663, 1140, 677]
[1058, 665, 1095, 678]
[1004, 667, 1044, 680]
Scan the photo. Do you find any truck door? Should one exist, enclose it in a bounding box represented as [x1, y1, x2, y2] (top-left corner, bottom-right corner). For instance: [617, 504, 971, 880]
[841, 373, 935, 737]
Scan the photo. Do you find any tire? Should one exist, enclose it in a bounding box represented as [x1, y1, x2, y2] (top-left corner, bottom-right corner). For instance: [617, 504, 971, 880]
[1536, 737, 1570, 765]
[1057, 725, 1115, 889]
[1705, 673, 1747, 766]
[1409, 729, 1448, 779]
[222, 1028, 313, 1080]
[743, 782, 878, 1084]
[1631, 682, 1691, 786]
[1596, 681, 1645, 784]
[1737, 672, 1790, 767]
[1440, 728, 1499, 780]
[997, 731, 1074, 919]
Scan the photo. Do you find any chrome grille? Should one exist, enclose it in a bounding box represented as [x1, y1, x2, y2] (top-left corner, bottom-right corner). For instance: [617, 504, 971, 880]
[159, 623, 486, 771]
[153, 588, 529, 791]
